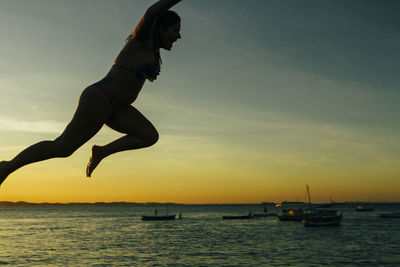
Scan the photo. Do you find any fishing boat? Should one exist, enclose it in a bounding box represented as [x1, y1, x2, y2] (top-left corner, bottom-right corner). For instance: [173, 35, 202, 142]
[222, 213, 252, 220]
[141, 205, 176, 221]
[378, 212, 400, 218]
[302, 212, 343, 226]
[301, 185, 343, 227]
[276, 202, 308, 221]
[302, 207, 343, 226]
[141, 215, 176, 221]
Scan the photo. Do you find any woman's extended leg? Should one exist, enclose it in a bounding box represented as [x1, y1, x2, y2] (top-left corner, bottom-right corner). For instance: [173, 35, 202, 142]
[0, 86, 111, 185]
[86, 105, 158, 177]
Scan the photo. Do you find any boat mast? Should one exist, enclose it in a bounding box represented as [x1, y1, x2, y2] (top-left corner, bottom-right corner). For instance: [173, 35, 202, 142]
[306, 184, 312, 209]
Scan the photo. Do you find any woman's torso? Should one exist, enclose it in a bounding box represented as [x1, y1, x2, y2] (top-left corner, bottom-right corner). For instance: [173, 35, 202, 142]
[97, 40, 158, 108]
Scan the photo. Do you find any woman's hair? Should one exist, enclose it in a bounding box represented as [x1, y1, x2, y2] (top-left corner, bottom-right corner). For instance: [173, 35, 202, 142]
[126, 10, 180, 44]
[153, 10, 181, 43]
[126, 10, 180, 64]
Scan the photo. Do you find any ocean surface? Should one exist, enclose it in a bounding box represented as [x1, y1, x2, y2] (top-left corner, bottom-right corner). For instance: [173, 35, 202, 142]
[0, 203, 399, 266]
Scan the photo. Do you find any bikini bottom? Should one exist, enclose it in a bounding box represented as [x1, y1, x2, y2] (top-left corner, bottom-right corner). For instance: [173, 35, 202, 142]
[94, 77, 129, 120]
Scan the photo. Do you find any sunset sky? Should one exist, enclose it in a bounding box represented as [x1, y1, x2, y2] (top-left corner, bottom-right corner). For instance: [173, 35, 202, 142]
[0, 0, 399, 203]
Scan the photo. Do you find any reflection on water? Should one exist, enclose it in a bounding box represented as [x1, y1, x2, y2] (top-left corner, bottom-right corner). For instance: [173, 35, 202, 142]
[0, 204, 399, 266]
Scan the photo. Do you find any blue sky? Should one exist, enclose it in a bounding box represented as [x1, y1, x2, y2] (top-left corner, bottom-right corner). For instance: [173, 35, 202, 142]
[0, 0, 399, 203]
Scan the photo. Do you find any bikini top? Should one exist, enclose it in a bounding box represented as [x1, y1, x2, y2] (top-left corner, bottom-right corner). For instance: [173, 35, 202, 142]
[113, 61, 160, 82]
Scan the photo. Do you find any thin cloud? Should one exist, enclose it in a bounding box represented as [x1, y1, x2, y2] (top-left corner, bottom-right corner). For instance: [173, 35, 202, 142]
[0, 116, 65, 133]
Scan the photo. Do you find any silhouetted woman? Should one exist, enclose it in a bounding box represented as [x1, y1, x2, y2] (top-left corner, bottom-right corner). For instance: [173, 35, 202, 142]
[0, 0, 182, 185]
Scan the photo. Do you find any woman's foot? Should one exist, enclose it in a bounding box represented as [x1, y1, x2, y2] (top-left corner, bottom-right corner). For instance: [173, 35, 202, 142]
[86, 145, 104, 177]
[0, 161, 12, 186]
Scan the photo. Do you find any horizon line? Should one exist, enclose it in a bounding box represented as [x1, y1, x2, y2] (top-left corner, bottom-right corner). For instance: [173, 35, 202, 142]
[1, 200, 400, 206]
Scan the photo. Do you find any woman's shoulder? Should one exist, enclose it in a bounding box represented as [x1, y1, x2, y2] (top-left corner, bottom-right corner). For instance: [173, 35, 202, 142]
[122, 37, 153, 55]
[115, 39, 155, 66]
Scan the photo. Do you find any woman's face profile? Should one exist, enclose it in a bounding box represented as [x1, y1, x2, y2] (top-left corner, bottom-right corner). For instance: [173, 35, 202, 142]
[160, 22, 181, 50]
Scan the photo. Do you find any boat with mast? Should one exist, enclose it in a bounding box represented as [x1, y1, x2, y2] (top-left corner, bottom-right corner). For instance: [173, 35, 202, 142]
[141, 204, 176, 221]
[301, 184, 343, 227]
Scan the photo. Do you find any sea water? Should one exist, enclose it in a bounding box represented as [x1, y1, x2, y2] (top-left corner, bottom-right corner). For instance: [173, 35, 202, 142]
[0, 203, 399, 266]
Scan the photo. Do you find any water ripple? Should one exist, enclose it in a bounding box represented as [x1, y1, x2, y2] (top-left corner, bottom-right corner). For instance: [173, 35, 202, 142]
[0, 204, 399, 266]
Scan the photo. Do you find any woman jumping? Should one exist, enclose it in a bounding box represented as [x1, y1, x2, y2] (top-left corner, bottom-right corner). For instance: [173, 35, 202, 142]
[0, 0, 182, 185]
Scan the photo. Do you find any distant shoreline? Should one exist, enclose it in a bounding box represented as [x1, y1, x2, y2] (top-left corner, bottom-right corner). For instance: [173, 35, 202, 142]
[0, 201, 271, 207]
[0, 201, 399, 207]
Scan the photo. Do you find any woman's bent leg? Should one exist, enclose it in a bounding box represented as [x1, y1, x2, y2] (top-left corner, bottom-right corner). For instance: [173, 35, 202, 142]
[86, 105, 158, 177]
[0, 86, 111, 185]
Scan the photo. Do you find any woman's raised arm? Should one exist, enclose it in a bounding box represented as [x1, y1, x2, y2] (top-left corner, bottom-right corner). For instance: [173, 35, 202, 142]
[147, 0, 182, 18]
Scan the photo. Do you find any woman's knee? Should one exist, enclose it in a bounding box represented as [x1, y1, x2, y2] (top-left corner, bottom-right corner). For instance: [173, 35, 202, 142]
[144, 129, 159, 146]
[53, 137, 78, 158]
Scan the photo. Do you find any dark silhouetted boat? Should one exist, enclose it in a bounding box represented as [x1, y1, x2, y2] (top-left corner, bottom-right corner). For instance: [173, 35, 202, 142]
[141, 215, 176, 221]
[222, 213, 252, 220]
[378, 212, 400, 218]
[302, 210, 343, 226]
[141, 205, 176, 221]
[301, 184, 343, 227]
